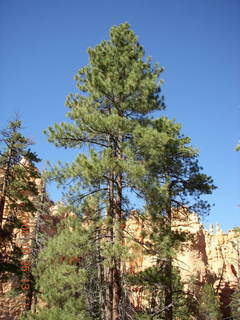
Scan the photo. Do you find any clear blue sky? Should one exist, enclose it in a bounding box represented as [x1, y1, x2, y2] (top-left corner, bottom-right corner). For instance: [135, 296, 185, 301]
[1, 0, 239, 232]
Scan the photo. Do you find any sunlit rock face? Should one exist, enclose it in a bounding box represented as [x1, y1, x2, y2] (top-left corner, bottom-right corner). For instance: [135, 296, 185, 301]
[1, 185, 239, 320]
[123, 210, 240, 317]
[0, 200, 75, 320]
[0, 163, 58, 320]
[173, 215, 240, 291]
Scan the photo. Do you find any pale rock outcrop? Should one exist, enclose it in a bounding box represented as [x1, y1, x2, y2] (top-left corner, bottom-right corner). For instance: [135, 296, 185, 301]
[124, 211, 240, 317]
[1, 197, 239, 319]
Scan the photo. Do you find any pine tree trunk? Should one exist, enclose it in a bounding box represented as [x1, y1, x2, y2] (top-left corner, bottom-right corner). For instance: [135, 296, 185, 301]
[104, 247, 114, 319]
[31, 293, 37, 313]
[0, 176, 9, 231]
[0, 194, 6, 229]
[165, 195, 173, 320]
[0, 171, 8, 229]
[104, 124, 123, 320]
[0, 148, 12, 229]
[164, 259, 173, 320]
[25, 273, 34, 311]
[105, 172, 114, 320]
[112, 136, 123, 320]
[96, 224, 106, 319]
[112, 259, 121, 320]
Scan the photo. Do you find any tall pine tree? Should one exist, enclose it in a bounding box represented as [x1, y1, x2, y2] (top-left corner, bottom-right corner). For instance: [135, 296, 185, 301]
[42, 22, 216, 320]
[44, 22, 165, 320]
[21, 210, 100, 320]
[0, 118, 42, 313]
[130, 118, 216, 319]
[0, 119, 41, 276]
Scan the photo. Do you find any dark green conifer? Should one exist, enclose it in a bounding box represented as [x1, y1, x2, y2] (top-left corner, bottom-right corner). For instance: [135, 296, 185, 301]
[21, 212, 100, 320]
[31, 22, 216, 320]
[129, 118, 216, 319]
[43, 22, 165, 320]
[198, 284, 221, 320]
[0, 118, 41, 311]
[230, 284, 240, 319]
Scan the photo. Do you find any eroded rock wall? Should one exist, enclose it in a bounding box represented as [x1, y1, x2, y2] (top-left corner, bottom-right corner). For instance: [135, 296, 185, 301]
[1, 206, 239, 319]
[125, 211, 240, 317]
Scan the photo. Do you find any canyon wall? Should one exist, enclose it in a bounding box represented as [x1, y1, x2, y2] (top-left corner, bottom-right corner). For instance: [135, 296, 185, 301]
[1, 205, 239, 319]
[125, 211, 240, 318]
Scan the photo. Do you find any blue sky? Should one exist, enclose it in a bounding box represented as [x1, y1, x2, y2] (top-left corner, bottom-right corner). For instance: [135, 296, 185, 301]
[0, 0, 239, 232]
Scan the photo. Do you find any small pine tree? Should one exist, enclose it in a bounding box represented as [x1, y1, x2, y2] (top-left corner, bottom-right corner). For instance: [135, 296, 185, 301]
[21, 212, 100, 320]
[0, 118, 42, 312]
[198, 284, 221, 320]
[229, 228, 240, 319]
[130, 118, 216, 320]
[230, 284, 240, 319]
[0, 119, 41, 278]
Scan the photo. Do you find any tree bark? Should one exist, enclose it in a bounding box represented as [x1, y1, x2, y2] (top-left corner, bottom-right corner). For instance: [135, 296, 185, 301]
[104, 169, 114, 320]
[112, 259, 121, 320]
[0, 192, 6, 229]
[112, 135, 123, 320]
[164, 259, 173, 320]
[104, 105, 123, 320]
[96, 223, 106, 319]
[165, 193, 173, 320]
[0, 152, 12, 229]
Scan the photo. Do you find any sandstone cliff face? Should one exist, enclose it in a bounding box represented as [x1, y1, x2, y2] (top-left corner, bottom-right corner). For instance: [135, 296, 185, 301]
[1, 206, 239, 319]
[174, 214, 239, 318]
[125, 212, 240, 318]
[173, 214, 240, 289]
[126, 211, 240, 288]
[0, 165, 67, 320]
[0, 202, 72, 320]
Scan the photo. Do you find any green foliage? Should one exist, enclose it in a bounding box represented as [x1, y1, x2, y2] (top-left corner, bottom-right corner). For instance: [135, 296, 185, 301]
[43, 22, 166, 213]
[230, 284, 240, 319]
[132, 116, 216, 217]
[229, 228, 240, 319]
[21, 214, 100, 320]
[129, 112, 216, 319]
[126, 265, 198, 320]
[39, 22, 216, 320]
[0, 118, 41, 280]
[198, 284, 221, 320]
[42, 23, 168, 319]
